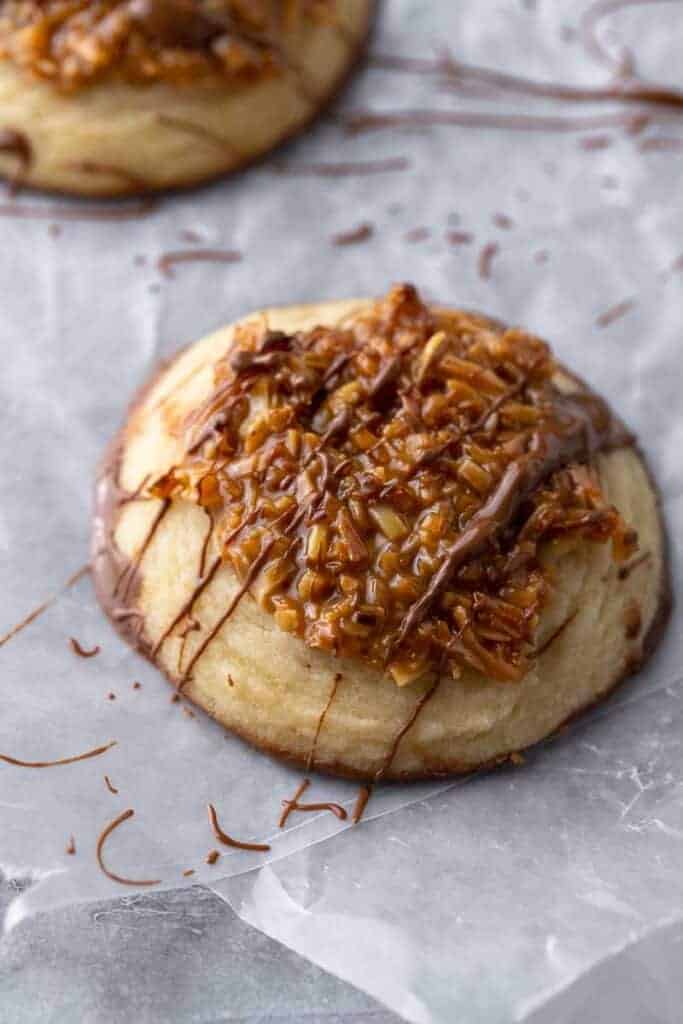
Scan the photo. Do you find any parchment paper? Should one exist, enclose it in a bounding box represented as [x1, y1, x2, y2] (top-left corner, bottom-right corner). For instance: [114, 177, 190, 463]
[1, 0, 681, 1020]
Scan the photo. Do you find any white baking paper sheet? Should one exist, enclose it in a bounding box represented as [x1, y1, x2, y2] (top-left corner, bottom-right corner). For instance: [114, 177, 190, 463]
[1, 0, 681, 1020]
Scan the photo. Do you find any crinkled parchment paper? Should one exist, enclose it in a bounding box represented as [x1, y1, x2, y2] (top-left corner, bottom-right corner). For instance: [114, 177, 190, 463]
[1, 0, 681, 1020]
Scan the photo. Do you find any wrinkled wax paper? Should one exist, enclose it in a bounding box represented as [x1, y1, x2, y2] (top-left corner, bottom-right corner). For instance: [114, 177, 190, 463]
[1, 0, 682, 1020]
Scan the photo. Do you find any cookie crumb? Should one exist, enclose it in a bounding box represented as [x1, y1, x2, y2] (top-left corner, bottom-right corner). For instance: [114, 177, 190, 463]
[478, 242, 499, 279]
[492, 212, 514, 230]
[332, 222, 374, 246]
[404, 227, 430, 244]
[446, 230, 473, 246]
[206, 849, 220, 865]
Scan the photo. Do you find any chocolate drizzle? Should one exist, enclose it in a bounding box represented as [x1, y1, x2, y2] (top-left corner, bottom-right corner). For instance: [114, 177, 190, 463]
[478, 242, 499, 280]
[104, 774, 119, 794]
[156, 114, 243, 156]
[275, 157, 411, 177]
[278, 778, 347, 826]
[344, 109, 650, 137]
[374, 680, 440, 781]
[114, 499, 170, 601]
[0, 564, 89, 648]
[307, 673, 342, 770]
[596, 298, 636, 327]
[332, 222, 374, 246]
[618, 550, 652, 581]
[0, 199, 155, 223]
[96, 809, 160, 887]
[63, 160, 151, 192]
[372, 30, 683, 112]
[207, 803, 271, 852]
[69, 637, 101, 658]
[352, 783, 373, 824]
[0, 740, 116, 769]
[152, 557, 221, 658]
[179, 538, 276, 688]
[158, 249, 243, 279]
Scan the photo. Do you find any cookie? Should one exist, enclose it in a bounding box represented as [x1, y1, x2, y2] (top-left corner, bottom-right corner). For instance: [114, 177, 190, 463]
[92, 284, 669, 779]
[0, 0, 373, 195]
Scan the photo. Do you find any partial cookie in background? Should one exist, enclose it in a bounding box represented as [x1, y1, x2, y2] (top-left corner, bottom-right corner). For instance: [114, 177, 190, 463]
[0, 0, 374, 196]
[92, 285, 669, 780]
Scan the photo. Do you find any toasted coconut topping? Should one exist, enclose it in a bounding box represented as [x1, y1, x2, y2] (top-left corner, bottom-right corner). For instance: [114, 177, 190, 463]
[152, 284, 636, 685]
[0, 0, 336, 90]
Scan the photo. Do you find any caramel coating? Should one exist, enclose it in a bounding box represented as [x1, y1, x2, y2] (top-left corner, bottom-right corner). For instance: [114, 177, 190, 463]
[0, 0, 335, 90]
[149, 285, 636, 687]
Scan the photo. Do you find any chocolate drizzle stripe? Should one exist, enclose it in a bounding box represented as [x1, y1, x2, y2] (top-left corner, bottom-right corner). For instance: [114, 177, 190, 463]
[207, 803, 271, 852]
[104, 774, 119, 794]
[618, 550, 652, 579]
[274, 157, 411, 177]
[96, 809, 160, 887]
[0, 740, 116, 768]
[278, 777, 347, 825]
[63, 160, 151, 191]
[332, 222, 374, 246]
[408, 366, 533, 478]
[344, 109, 659, 136]
[198, 513, 215, 578]
[352, 784, 373, 824]
[290, 800, 347, 819]
[375, 681, 441, 781]
[0, 564, 89, 648]
[158, 250, 243, 279]
[118, 474, 151, 505]
[179, 539, 276, 687]
[174, 471, 329, 684]
[114, 499, 170, 600]
[69, 637, 101, 658]
[439, 56, 683, 110]
[306, 673, 342, 770]
[279, 778, 311, 828]
[0, 200, 155, 222]
[596, 298, 636, 327]
[478, 242, 499, 280]
[156, 114, 243, 156]
[152, 557, 221, 658]
[372, 30, 683, 110]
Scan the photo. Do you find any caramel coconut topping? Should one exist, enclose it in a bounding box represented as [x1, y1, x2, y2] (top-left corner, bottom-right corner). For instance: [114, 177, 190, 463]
[151, 284, 636, 686]
[0, 0, 337, 90]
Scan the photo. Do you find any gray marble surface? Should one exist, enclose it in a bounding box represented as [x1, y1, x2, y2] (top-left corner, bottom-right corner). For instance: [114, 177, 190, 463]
[0, 876, 399, 1024]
